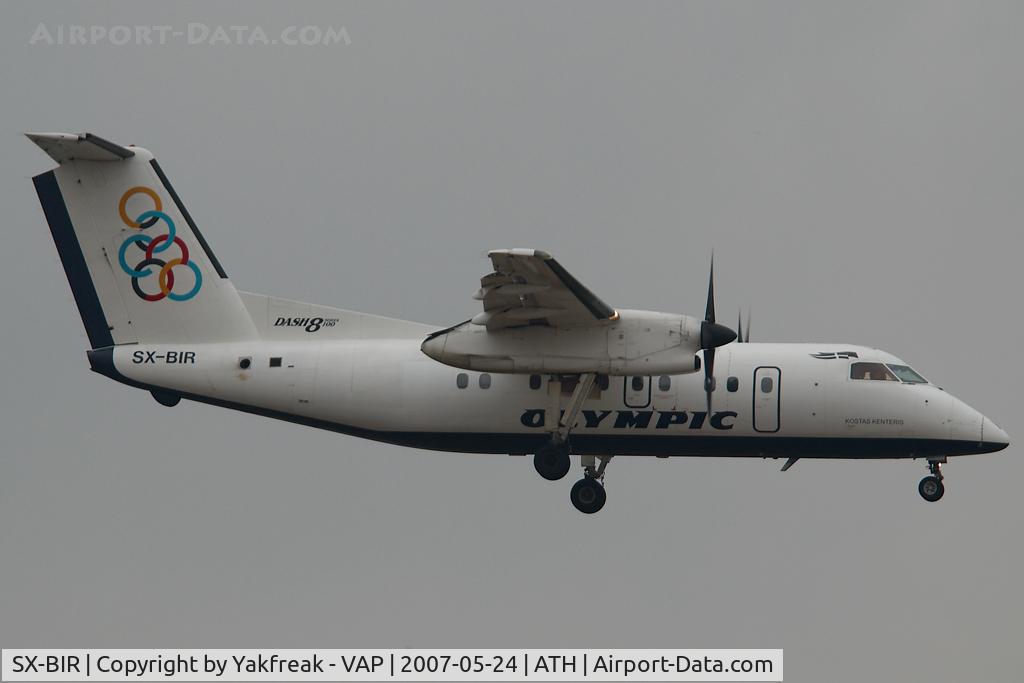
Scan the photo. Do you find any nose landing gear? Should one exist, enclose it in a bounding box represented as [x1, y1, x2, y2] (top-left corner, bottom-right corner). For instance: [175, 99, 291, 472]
[918, 458, 945, 502]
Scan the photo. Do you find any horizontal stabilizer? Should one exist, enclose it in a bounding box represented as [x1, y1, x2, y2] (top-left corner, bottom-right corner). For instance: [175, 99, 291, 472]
[25, 132, 135, 163]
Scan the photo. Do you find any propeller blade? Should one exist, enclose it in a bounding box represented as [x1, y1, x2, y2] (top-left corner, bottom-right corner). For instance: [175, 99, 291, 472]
[737, 310, 744, 344]
[745, 310, 751, 343]
[698, 255, 735, 414]
[704, 347, 715, 415]
[705, 255, 716, 324]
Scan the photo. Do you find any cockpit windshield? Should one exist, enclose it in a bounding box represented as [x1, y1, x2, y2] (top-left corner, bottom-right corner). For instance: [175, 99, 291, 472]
[850, 362, 898, 381]
[850, 361, 927, 383]
[886, 364, 928, 383]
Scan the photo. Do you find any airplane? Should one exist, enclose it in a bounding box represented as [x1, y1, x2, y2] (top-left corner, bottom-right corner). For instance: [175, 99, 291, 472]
[27, 132, 1010, 513]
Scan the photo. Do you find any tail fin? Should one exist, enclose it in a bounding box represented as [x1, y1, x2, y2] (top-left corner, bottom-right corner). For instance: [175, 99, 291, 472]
[28, 132, 257, 347]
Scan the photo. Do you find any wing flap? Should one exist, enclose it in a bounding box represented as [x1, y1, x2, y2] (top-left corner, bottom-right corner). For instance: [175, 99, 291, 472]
[478, 249, 616, 329]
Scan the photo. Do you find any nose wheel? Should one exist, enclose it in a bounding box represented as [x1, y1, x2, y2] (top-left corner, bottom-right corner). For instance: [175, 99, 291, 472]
[918, 459, 945, 502]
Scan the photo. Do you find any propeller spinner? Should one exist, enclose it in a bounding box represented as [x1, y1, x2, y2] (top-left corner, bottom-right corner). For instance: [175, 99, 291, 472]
[698, 257, 737, 414]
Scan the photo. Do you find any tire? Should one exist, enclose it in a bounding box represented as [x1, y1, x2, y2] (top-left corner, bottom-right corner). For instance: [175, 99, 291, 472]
[534, 442, 571, 481]
[570, 477, 607, 514]
[918, 475, 945, 502]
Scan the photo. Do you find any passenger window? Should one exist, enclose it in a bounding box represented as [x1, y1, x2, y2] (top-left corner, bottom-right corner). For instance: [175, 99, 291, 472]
[529, 374, 542, 390]
[631, 376, 645, 391]
[456, 373, 468, 389]
[727, 376, 739, 392]
[760, 377, 774, 393]
[479, 373, 491, 389]
[850, 362, 898, 381]
[658, 375, 671, 391]
[269, 357, 282, 368]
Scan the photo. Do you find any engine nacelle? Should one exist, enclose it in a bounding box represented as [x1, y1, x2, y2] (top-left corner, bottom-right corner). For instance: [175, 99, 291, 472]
[421, 309, 704, 375]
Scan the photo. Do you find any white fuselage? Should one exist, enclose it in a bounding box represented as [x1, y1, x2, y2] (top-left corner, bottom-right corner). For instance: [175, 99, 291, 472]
[26, 132, 1009, 512]
[91, 337, 1008, 460]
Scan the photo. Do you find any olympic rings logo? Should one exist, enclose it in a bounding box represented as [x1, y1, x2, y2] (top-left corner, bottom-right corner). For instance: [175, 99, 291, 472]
[116, 186, 202, 302]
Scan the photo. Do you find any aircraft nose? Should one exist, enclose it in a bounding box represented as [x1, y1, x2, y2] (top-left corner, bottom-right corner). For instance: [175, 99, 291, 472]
[982, 416, 1010, 452]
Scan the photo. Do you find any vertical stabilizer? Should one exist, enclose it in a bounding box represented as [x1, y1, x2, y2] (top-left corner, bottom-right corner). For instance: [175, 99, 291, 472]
[28, 132, 257, 347]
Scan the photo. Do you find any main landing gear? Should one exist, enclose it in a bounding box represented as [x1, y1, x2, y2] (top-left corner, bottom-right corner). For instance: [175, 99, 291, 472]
[531, 373, 612, 513]
[918, 458, 945, 502]
[570, 455, 612, 514]
[532, 372, 596, 482]
[534, 440, 571, 481]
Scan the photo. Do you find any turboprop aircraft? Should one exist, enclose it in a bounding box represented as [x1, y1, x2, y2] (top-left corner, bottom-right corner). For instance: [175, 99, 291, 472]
[28, 132, 1010, 513]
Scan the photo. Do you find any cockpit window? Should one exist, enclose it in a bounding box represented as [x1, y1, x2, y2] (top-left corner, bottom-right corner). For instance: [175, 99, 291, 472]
[850, 362, 898, 381]
[850, 361, 929, 383]
[887, 364, 927, 384]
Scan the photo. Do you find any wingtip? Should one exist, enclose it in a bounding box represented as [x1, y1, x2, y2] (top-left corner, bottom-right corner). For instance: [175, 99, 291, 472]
[25, 131, 78, 140]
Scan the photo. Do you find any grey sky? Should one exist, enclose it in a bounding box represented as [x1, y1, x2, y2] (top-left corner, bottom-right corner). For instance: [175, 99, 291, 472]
[1, 2, 1021, 681]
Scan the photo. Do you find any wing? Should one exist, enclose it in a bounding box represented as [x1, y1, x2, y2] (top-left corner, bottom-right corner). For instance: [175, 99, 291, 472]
[472, 249, 617, 330]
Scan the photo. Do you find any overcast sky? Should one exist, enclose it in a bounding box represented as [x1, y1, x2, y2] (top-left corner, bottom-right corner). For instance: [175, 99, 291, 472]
[1, 2, 1022, 681]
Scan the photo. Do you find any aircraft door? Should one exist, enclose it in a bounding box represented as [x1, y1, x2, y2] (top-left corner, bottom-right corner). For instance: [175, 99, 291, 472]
[753, 366, 781, 432]
[623, 375, 651, 408]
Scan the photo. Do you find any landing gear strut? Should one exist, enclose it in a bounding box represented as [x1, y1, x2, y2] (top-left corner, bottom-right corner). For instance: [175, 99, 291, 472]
[529, 373, 614, 513]
[532, 373, 596, 482]
[570, 455, 612, 514]
[918, 458, 945, 502]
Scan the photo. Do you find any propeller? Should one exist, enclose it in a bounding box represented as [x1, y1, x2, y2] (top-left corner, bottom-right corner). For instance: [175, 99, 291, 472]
[736, 309, 752, 343]
[699, 257, 737, 414]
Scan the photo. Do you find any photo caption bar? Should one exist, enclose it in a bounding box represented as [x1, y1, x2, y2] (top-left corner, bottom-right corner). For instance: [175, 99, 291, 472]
[2, 649, 782, 681]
